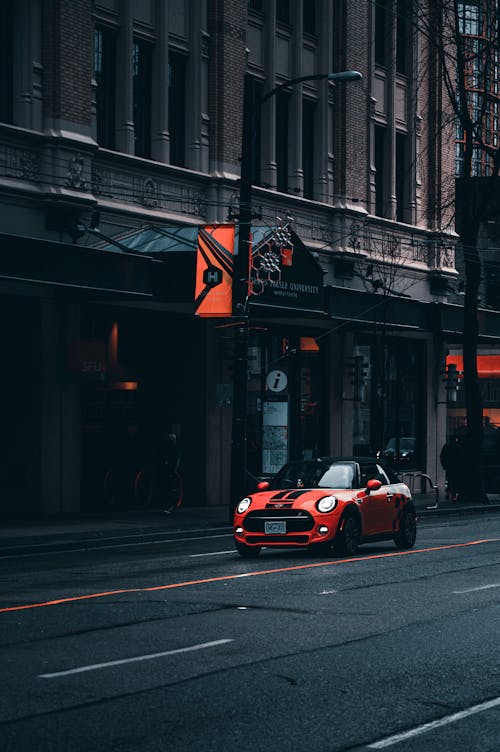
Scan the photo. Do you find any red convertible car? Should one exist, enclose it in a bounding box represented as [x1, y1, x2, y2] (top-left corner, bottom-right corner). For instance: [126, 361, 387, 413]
[233, 457, 416, 557]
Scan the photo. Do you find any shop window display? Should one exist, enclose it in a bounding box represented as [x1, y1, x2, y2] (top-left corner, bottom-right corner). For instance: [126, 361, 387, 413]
[352, 338, 425, 470]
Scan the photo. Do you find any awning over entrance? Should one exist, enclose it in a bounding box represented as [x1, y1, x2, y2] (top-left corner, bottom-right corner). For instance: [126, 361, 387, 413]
[0, 233, 155, 299]
[327, 285, 500, 341]
[327, 286, 433, 331]
[248, 228, 325, 315]
[101, 224, 327, 315]
[438, 301, 500, 342]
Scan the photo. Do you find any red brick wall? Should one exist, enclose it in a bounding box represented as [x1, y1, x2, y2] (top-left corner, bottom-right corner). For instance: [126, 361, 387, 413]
[207, 0, 247, 170]
[331, 0, 370, 203]
[42, 0, 93, 125]
[420, 0, 456, 230]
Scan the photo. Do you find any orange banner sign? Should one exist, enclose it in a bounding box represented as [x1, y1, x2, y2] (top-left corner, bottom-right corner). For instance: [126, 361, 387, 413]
[195, 225, 234, 317]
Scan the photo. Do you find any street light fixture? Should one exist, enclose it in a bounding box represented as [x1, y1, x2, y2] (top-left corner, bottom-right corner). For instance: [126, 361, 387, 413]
[229, 70, 363, 517]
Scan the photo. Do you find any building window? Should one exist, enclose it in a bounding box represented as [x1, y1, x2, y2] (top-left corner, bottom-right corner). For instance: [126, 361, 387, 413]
[0, 2, 14, 124]
[248, 0, 263, 11]
[303, 2, 316, 35]
[302, 99, 316, 199]
[353, 338, 426, 470]
[374, 125, 386, 217]
[396, 0, 410, 75]
[94, 26, 116, 149]
[375, 0, 388, 67]
[458, 2, 480, 35]
[455, 4, 498, 178]
[168, 51, 187, 167]
[276, 0, 290, 25]
[276, 91, 290, 192]
[133, 39, 152, 159]
[396, 132, 408, 221]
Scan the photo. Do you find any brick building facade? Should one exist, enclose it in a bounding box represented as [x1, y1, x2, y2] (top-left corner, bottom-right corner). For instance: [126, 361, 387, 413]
[0, 0, 499, 518]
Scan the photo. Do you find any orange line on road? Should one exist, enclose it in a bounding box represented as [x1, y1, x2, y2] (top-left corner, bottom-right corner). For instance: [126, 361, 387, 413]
[0, 539, 497, 614]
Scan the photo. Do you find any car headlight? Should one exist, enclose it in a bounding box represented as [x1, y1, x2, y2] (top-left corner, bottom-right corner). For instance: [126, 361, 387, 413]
[237, 497, 252, 514]
[316, 495, 338, 513]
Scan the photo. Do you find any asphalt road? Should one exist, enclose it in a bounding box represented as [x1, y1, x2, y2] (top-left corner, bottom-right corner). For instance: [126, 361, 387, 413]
[1, 515, 500, 751]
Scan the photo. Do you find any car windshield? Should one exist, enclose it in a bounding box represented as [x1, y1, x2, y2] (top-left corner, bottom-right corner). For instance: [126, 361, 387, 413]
[386, 437, 415, 450]
[270, 461, 355, 490]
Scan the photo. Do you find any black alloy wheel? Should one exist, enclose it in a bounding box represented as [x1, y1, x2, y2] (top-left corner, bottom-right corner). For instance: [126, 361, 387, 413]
[334, 513, 361, 556]
[393, 508, 417, 549]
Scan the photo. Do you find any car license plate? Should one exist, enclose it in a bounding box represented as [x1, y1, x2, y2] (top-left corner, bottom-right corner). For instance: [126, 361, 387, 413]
[265, 521, 286, 535]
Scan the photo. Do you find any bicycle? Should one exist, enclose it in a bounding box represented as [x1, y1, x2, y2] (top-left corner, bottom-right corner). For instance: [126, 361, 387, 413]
[134, 465, 183, 514]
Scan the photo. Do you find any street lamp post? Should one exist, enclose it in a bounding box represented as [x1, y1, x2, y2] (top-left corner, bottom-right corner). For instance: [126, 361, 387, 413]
[229, 70, 363, 518]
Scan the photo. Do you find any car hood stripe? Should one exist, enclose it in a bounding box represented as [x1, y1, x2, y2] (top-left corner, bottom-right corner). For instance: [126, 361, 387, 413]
[285, 490, 310, 499]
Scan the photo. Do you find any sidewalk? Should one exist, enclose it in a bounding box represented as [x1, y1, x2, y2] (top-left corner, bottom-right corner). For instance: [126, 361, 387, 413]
[0, 505, 232, 550]
[1, 493, 499, 552]
[413, 493, 500, 516]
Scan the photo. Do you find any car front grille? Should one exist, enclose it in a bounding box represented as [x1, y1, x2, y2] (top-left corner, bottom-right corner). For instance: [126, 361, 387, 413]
[243, 508, 315, 533]
[245, 535, 310, 545]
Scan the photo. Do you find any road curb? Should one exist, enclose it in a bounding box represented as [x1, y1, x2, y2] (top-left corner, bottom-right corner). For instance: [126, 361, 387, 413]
[1, 505, 499, 556]
[417, 504, 500, 517]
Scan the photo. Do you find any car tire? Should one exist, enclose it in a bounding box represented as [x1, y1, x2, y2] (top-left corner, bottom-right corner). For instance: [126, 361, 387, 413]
[309, 542, 332, 557]
[394, 508, 417, 549]
[235, 541, 261, 558]
[334, 512, 361, 556]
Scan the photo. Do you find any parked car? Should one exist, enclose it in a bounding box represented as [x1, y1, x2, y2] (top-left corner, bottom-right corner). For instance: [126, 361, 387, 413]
[233, 456, 416, 557]
[377, 437, 416, 467]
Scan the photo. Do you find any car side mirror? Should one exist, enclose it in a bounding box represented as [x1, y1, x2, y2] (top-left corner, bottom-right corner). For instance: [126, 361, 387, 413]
[366, 478, 382, 493]
[257, 480, 270, 491]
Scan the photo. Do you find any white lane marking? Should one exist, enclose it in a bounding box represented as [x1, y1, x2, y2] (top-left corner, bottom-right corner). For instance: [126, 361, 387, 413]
[189, 550, 235, 558]
[320, 589, 337, 595]
[367, 696, 500, 749]
[453, 583, 500, 594]
[39, 639, 233, 679]
[0, 533, 233, 560]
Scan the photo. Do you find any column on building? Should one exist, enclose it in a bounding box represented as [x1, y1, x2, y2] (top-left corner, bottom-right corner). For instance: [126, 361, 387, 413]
[431, 339, 449, 495]
[40, 300, 81, 515]
[315, 0, 334, 203]
[204, 322, 231, 506]
[408, 31, 420, 225]
[151, 0, 170, 162]
[186, 0, 209, 172]
[261, 0, 278, 189]
[13, 0, 43, 131]
[329, 328, 350, 456]
[288, 0, 303, 195]
[116, 0, 135, 154]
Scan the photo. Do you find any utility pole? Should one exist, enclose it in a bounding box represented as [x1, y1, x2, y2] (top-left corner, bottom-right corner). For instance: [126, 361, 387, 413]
[229, 70, 363, 520]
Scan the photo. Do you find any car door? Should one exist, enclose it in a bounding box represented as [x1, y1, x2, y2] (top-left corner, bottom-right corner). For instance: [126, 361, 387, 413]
[375, 463, 399, 533]
[359, 462, 391, 534]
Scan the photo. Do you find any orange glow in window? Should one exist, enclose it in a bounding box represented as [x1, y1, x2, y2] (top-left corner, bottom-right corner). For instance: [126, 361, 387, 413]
[446, 354, 500, 378]
[300, 337, 320, 352]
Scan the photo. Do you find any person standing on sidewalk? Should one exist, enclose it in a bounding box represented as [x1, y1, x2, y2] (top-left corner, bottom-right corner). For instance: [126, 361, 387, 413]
[440, 434, 465, 502]
[159, 433, 181, 513]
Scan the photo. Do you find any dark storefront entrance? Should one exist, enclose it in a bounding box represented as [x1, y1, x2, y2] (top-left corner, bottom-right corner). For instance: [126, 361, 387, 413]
[0, 297, 41, 515]
[79, 307, 206, 509]
[352, 336, 426, 470]
[245, 327, 327, 481]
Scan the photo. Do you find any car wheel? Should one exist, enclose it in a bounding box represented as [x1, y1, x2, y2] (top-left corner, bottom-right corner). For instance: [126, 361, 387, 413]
[235, 541, 261, 558]
[394, 508, 417, 549]
[309, 542, 332, 557]
[334, 513, 361, 556]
